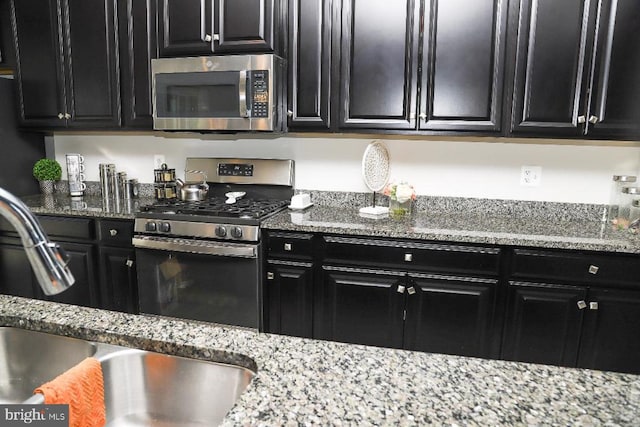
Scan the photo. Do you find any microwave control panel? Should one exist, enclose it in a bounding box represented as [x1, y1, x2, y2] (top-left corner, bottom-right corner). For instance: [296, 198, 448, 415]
[251, 70, 269, 118]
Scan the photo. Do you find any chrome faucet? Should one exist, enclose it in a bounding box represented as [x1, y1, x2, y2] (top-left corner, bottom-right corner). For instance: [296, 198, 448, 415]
[0, 188, 74, 295]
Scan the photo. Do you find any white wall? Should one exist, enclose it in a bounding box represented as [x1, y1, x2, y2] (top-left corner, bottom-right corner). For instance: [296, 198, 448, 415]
[53, 133, 640, 204]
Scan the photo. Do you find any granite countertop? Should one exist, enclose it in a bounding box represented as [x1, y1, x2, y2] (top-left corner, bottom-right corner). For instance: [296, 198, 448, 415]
[263, 205, 640, 253]
[1, 295, 639, 426]
[20, 193, 640, 253]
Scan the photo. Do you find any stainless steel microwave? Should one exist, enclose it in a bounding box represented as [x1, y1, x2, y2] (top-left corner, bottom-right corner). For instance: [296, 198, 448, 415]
[151, 54, 286, 132]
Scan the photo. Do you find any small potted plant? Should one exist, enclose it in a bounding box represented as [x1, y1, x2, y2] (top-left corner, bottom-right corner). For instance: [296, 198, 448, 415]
[32, 158, 62, 195]
[383, 181, 417, 217]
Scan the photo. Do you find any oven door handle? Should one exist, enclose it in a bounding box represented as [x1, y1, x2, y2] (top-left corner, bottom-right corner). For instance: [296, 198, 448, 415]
[132, 236, 257, 258]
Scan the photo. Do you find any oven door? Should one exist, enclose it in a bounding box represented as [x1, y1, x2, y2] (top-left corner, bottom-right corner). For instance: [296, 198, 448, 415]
[133, 236, 261, 329]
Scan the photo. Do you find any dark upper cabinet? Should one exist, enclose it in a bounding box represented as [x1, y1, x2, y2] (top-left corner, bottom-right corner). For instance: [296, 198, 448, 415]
[420, 0, 508, 131]
[585, 0, 640, 138]
[158, 0, 281, 57]
[338, 0, 420, 130]
[0, 0, 15, 71]
[510, 0, 640, 139]
[11, 0, 121, 128]
[286, 0, 332, 129]
[118, 0, 156, 128]
[510, 0, 595, 135]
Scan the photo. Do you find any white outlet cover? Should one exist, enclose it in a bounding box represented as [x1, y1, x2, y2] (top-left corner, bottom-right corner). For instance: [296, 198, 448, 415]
[521, 165, 542, 186]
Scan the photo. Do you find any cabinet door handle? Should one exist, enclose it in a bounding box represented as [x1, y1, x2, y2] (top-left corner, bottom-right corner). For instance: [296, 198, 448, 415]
[397, 284, 405, 294]
[404, 253, 413, 262]
[284, 243, 292, 251]
[267, 272, 274, 280]
[125, 259, 134, 268]
[407, 286, 416, 295]
[589, 302, 599, 310]
[287, 110, 293, 117]
[577, 300, 587, 309]
[203, 34, 212, 42]
[589, 115, 599, 124]
[109, 229, 118, 237]
[58, 113, 64, 119]
[418, 113, 427, 120]
[588, 265, 599, 275]
[577, 115, 586, 124]
[64, 113, 71, 119]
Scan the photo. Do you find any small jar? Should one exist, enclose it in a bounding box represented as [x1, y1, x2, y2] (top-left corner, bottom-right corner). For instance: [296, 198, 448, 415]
[614, 186, 640, 229]
[609, 175, 636, 224]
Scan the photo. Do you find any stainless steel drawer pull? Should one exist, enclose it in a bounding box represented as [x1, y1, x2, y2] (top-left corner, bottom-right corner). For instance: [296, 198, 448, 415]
[588, 265, 599, 275]
[397, 285, 405, 294]
[407, 286, 416, 295]
[284, 243, 292, 251]
[589, 302, 599, 310]
[267, 272, 274, 280]
[125, 259, 133, 267]
[109, 229, 118, 237]
[577, 300, 587, 309]
[404, 253, 413, 262]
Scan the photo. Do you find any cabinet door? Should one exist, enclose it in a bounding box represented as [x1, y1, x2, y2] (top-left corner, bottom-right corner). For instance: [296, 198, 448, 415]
[501, 281, 586, 367]
[118, 0, 156, 129]
[318, 266, 404, 348]
[287, 0, 332, 129]
[510, 0, 596, 135]
[265, 260, 314, 338]
[62, 0, 120, 128]
[404, 275, 500, 358]
[0, 238, 37, 298]
[578, 287, 640, 374]
[213, 0, 274, 53]
[99, 246, 137, 313]
[11, 0, 67, 127]
[339, 0, 420, 130]
[0, 0, 15, 71]
[420, 0, 507, 131]
[585, 0, 640, 138]
[158, 0, 213, 56]
[45, 242, 99, 308]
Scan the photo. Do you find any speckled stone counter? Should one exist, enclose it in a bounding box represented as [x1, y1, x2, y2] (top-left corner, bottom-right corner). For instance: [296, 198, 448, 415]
[263, 205, 640, 253]
[20, 194, 155, 219]
[1, 295, 638, 426]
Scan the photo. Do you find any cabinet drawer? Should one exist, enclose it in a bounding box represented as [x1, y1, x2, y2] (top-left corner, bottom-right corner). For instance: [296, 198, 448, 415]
[323, 236, 501, 276]
[267, 232, 314, 259]
[38, 216, 95, 241]
[98, 219, 134, 247]
[511, 249, 640, 288]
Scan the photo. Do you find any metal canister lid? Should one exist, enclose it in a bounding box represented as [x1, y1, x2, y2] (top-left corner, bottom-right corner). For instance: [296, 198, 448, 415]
[613, 175, 637, 183]
[633, 199, 640, 208]
[622, 186, 640, 194]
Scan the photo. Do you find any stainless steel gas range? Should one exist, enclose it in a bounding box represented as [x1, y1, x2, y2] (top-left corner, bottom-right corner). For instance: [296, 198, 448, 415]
[132, 158, 294, 329]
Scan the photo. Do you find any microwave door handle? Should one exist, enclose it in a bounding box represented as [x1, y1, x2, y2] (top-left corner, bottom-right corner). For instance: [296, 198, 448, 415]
[239, 70, 250, 118]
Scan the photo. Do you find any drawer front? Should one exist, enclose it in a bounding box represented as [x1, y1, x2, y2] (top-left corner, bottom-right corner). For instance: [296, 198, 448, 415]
[323, 236, 501, 276]
[267, 232, 314, 259]
[38, 216, 95, 241]
[98, 219, 134, 247]
[511, 249, 640, 288]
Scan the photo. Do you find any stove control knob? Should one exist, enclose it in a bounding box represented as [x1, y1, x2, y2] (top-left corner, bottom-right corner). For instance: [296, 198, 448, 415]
[145, 222, 157, 232]
[215, 226, 227, 238]
[160, 222, 171, 233]
[231, 226, 243, 238]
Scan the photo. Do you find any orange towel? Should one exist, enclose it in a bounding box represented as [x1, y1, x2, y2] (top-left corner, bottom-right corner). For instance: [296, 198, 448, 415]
[34, 357, 106, 427]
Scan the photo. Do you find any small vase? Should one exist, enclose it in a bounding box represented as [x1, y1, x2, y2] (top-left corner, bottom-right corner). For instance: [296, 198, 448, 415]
[39, 180, 56, 195]
[389, 198, 412, 217]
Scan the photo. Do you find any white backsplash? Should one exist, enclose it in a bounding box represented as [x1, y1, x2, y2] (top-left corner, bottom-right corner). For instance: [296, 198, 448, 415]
[52, 133, 640, 204]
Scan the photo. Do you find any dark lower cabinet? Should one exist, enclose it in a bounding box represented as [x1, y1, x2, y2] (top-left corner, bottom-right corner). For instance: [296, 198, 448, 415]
[405, 275, 500, 358]
[578, 287, 640, 374]
[318, 267, 404, 348]
[99, 246, 137, 313]
[265, 260, 313, 338]
[0, 237, 37, 298]
[501, 282, 586, 367]
[45, 242, 100, 307]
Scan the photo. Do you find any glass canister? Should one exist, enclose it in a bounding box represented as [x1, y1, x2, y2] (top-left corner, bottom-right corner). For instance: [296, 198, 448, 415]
[609, 175, 637, 225]
[614, 185, 640, 229]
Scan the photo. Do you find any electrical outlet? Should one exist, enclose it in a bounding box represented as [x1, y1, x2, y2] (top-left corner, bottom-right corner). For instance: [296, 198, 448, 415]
[521, 165, 542, 186]
[153, 154, 166, 169]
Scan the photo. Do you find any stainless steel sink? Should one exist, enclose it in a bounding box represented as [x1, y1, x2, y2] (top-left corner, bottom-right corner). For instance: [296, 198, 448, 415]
[100, 348, 254, 426]
[0, 327, 97, 403]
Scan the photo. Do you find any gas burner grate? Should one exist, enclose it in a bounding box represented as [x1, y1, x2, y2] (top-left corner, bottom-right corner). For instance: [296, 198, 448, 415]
[140, 198, 289, 219]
